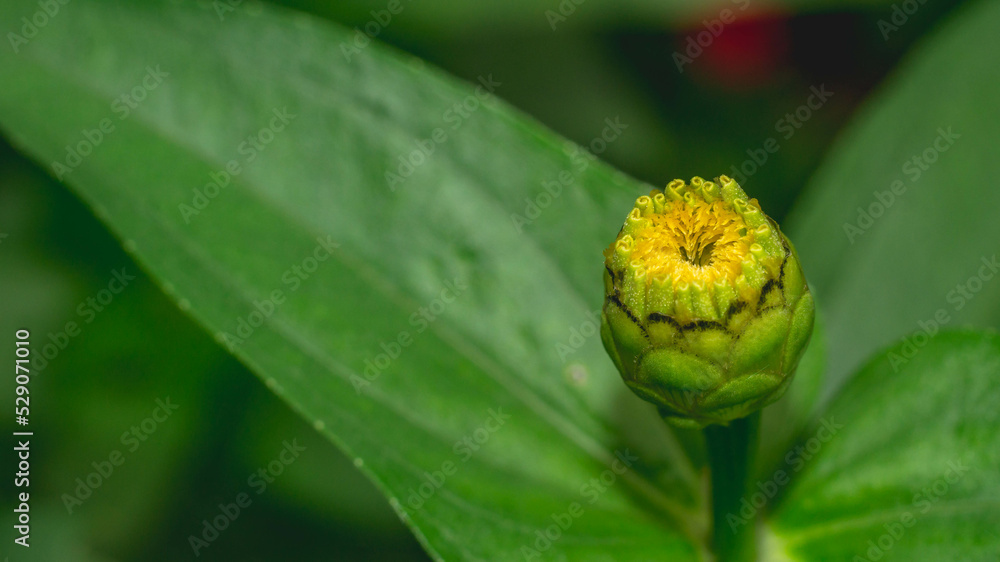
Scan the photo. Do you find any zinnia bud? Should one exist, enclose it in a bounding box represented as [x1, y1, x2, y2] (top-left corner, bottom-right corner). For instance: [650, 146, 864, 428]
[601, 176, 814, 428]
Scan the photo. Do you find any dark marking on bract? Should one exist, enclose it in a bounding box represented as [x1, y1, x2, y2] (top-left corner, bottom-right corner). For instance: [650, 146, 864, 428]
[725, 300, 746, 321]
[683, 319, 727, 333]
[648, 312, 682, 330]
[608, 293, 647, 335]
[758, 279, 778, 308]
[605, 264, 620, 283]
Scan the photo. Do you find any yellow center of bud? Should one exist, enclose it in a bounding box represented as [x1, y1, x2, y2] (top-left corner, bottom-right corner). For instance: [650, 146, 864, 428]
[629, 199, 750, 287]
[605, 177, 785, 324]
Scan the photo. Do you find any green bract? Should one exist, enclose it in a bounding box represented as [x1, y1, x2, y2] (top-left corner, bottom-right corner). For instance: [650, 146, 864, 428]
[601, 176, 814, 428]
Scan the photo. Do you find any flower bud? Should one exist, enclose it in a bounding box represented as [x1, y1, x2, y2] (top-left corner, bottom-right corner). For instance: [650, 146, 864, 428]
[601, 176, 814, 428]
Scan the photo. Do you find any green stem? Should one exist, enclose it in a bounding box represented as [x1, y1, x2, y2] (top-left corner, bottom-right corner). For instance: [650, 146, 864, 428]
[703, 411, 760, 562]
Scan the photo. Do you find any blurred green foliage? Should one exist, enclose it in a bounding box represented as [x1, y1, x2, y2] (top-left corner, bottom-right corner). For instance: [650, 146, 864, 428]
[0, 0, 971, 559]
[0, 146, 429, 560]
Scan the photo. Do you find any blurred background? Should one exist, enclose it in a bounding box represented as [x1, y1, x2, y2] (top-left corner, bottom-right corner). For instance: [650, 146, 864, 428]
[0, 0, 969, 559]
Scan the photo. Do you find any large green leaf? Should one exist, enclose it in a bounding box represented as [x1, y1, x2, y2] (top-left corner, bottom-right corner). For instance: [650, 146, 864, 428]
[786, 0, 1000, 393]
[766, 330, 1000, 560]
[0, 1, 735, 558]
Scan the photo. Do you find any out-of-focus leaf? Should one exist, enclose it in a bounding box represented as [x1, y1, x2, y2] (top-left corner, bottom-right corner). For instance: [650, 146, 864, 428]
[785, 0, 1000, 393]
[767, 330, 1000, 561]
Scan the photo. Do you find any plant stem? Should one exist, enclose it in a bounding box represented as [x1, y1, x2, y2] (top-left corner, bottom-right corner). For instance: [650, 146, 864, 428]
[703, 411, 760, 562]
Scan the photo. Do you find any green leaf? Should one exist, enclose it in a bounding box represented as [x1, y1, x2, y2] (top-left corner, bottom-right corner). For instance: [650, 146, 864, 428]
[785, 0, 1000, 392]
[766, 330, 1000, 561]
[0, 1, 710, 558]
